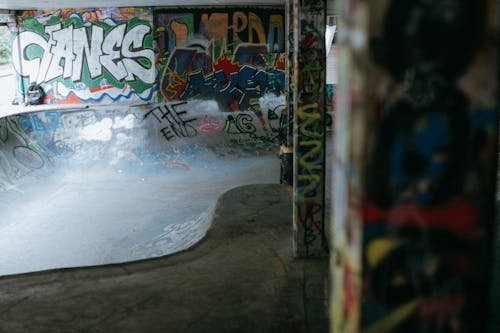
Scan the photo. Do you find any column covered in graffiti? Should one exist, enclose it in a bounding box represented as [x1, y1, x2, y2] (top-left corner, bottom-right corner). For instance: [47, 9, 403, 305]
[292, 0, 327, 257]
[333, 0, 499, 332]
[12, 8, 157, 105]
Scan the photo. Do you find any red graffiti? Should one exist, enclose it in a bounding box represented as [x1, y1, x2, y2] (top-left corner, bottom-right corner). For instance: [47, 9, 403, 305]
[213, 53, 241, 87]
[275, 55, 286, 70]
[164, 71, 188, 101]
[417, 293, 464, 321]
[363, 199, 479, 236]
[163, 161, 190, 171]
[298, 202, 323, 232]
[197, 115, 222, 134]
[343, 262, 357, 320]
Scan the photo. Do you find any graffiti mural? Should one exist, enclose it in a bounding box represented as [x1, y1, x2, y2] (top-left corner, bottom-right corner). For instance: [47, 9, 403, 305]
[0, 97, 284, 192]
[156, 8, 286, 112]
[144, 102, 198, 141]
[13, 8, 156, 104]
[143, 99, 285, 146]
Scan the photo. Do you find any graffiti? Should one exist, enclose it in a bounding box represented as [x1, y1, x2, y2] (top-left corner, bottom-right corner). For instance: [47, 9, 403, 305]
[13, 23, 154, 85]
[140, 98, 284, 148]
[300, 0, 325, 13]
[161, 45, 286, 111]
[60, 111, 97, 129]
[196, 115, 222, 134]
[297, 105, 323, 202]
[297, 106, 324, 196]
[298, 202, 323, 249]
[293, 4, 327, 258]
[266, 104, 283, 134]
[326, 84, 335, 108]
[20, 8, 153, 24]
[224, 114, 256, 134]
[0, 118, 8, 143]
[358, 0, 496, 332]
[12, 146, 44, 169]
[0, 116, 49, 190]
[222, 104, 284, 144]
[156, 9, 285, 59]
[326, 84, 335, 131]
[14, 8, 156, 104]
[18, 112, 62, 133]
[144, 102, 197, 141]
[163, 161, 190, 171]
[157, 8, 286, 111]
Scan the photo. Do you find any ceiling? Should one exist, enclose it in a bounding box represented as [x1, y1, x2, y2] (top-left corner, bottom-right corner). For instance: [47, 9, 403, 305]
[0, 0, 336, 14]
[0, 0, 335, 12]
[0, 0, 284, 10]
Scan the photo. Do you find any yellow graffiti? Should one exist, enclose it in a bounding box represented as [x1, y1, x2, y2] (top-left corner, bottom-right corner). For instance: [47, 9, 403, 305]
[366, 239, 401, 268]
[298, 103, 322, 139]
[268, 14, 284, 51]
[362, 299, 421, 333]
[297, 102, 323, 202]
[391, 273, 408, 287]
[298, 174, 321, 203]
[299, 140, 322, 170]
[248, 12, 266, 44]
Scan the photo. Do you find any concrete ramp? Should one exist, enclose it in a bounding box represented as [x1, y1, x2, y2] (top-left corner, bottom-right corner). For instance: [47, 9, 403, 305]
[0, 97, 284, 275]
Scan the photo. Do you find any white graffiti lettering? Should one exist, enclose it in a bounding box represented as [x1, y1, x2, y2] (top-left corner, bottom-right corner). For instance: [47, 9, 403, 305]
[12, 23, 155, 85]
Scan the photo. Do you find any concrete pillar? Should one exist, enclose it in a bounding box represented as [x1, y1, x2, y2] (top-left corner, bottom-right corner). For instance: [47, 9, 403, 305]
[332, 0, 499, 332]
[291, 0, 328, 258]
[280, 0, 294, 186]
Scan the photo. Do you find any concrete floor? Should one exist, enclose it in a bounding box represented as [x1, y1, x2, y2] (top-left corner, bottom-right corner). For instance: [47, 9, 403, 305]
[0, 184, 330, 333]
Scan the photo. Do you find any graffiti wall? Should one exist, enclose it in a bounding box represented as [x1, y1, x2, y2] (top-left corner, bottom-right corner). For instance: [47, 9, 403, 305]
[12, 8, 157, 105]
[333, 0, 498, 332]
[0, 98, 284, 188]
[156, 7, 286, 112]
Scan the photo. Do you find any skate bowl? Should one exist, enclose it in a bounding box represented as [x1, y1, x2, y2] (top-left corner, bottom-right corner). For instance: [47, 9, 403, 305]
[0, 97, 284, 276]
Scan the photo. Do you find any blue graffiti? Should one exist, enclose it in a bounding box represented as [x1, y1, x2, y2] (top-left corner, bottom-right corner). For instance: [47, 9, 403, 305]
[162, 43, 285, 111]
[390, 112, 451, 205]
[181, 65, 285, 111]
[18, 111, 62, 134]
[326, 84, 336, 104]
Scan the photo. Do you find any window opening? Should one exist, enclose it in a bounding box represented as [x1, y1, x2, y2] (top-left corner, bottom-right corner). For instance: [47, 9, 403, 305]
[0, 14, 16, 106]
